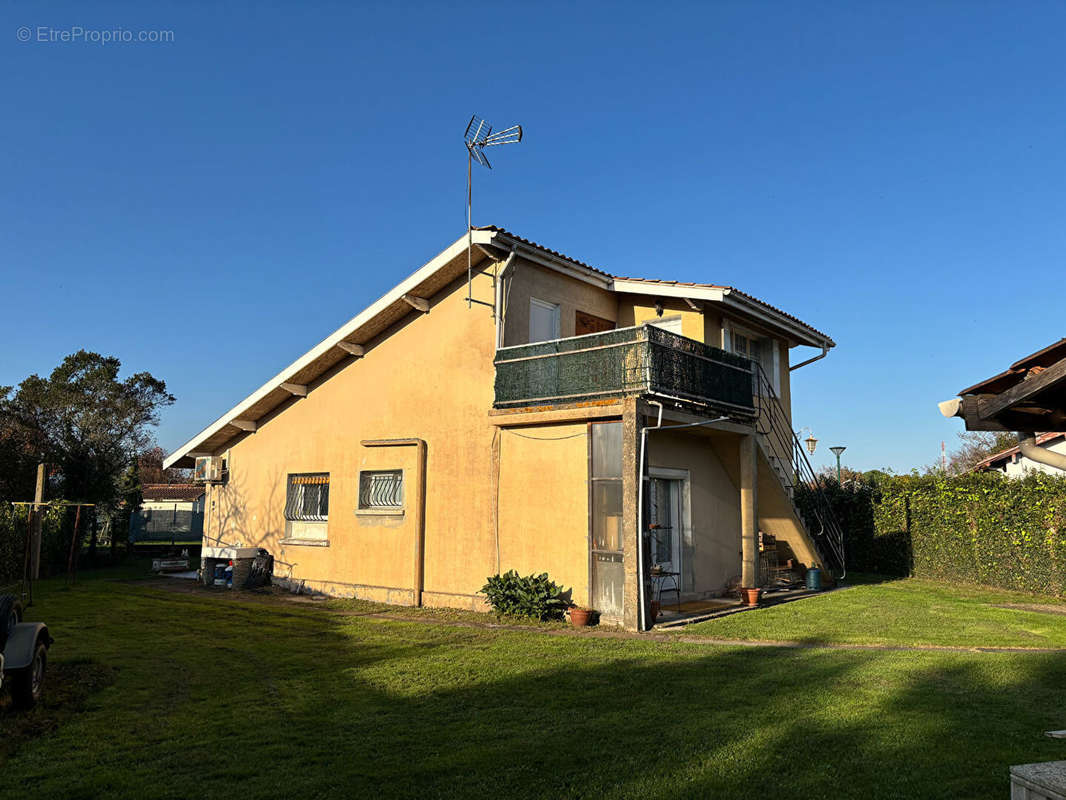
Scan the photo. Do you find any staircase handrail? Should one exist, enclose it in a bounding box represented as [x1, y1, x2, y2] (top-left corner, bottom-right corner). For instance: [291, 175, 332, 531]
[750, 362, 846, 573]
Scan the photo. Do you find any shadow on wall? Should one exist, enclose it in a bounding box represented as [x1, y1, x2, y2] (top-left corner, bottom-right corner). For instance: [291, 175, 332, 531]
[208, 467, 284, 551]
[10, 588, 1066, 799]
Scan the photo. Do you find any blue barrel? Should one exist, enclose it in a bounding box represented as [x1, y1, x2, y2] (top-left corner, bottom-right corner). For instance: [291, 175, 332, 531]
[805, 567, 822, 591]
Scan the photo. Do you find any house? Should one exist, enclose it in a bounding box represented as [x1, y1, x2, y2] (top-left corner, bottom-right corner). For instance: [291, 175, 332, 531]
[973, 432, 1066, 477]
[129, 484, 205, 547]
[165, 226, 842, 631]
[940, 338, 1066, 474]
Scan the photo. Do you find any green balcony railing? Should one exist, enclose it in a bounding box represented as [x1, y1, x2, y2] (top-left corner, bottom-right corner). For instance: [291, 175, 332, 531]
[493, 324, 756, 415]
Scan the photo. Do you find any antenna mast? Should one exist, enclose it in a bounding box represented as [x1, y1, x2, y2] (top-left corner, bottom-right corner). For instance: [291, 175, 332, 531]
[464, 114, 523, 311]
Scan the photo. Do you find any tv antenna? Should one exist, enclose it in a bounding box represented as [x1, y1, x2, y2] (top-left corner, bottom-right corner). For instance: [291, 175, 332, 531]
[464, 114, 522, 309]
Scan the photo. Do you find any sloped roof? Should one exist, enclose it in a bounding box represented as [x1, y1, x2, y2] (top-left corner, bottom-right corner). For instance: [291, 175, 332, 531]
[610, 277, 834, 345]
[142, 484, 204, 501]
[483, 226, 834, 346]
[165, 226, 834, 469]
[959, 339, 1066, 396]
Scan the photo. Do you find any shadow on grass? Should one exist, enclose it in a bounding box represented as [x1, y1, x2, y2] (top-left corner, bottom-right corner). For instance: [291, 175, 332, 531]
[838, 571, 907, 587]
[0, 659, 115, 760]
[4, 577, 1066, 799]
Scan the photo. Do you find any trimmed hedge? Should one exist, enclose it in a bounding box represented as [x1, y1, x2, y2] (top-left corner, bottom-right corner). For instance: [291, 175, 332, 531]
[879, 473, 1066, 595]
[801, 472, 1066, 596]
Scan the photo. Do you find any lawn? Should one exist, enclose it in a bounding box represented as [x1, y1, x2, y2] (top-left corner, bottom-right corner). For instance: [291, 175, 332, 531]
[2, 568, 1066, 799]
[683, 575, 1066, 648]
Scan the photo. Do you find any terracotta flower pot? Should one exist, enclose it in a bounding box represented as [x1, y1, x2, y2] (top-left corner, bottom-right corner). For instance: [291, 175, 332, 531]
[741, 588, 762, 607]
[569, 607, 593, 627]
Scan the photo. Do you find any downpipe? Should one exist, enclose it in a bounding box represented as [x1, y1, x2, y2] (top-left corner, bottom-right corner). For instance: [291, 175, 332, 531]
[1017, 434, 1066, 472]
[636, 401, 663, 632]
[494, 251, 517, 350]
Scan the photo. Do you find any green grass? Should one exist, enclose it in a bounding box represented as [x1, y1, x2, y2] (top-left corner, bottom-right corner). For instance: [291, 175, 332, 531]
[3, 567, 1066, 799]
[683, 575, 1066, 648]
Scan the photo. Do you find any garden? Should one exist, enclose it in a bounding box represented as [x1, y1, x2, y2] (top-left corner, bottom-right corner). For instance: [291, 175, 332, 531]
[2, 564, 1066, 799]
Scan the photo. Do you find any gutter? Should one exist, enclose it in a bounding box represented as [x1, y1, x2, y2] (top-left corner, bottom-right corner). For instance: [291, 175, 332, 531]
[361, 438, 428, 607]
[789, 345, 829, 372]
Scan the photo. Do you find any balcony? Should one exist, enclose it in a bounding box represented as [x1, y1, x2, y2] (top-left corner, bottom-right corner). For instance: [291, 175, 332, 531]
[493, 324, 756, 416]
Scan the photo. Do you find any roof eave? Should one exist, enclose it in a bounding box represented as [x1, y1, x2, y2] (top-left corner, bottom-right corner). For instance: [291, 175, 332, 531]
[609, 279, 833, 349]
[164, 229, 500, 469]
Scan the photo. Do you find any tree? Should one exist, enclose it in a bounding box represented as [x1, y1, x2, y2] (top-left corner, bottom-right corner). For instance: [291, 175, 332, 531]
[945, 430, 1018, 475]
[0, 417, 39, 501]
[0, 351, 175, 555]
[137, 446, 191, 485]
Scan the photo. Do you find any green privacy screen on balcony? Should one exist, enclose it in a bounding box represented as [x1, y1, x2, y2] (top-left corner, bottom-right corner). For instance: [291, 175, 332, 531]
[493, 324, 755, 415]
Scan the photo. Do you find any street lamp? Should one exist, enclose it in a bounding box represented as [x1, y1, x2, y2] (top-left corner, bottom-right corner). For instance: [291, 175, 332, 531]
[795, 427, 818, 456]
[829, 446, 847, 483]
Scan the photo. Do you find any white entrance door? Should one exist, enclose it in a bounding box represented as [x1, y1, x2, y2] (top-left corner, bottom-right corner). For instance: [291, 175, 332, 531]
[647, 476, 682, 577]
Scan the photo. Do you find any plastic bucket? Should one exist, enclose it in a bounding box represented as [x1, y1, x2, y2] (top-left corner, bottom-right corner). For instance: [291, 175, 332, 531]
[805, 567, 822, 592]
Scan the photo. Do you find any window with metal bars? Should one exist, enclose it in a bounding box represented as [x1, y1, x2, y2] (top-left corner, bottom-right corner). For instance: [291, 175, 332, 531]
[358, 470, 403, 510]
[285, 473, 329, 521]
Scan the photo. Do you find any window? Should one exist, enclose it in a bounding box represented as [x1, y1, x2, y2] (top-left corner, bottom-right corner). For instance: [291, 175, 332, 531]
[285, 473, 329, 521]
[529, 298, 561, 343]
[726, 323, 780, 394]
[590, 422, 624, 618]
[358, 470, 404, 511]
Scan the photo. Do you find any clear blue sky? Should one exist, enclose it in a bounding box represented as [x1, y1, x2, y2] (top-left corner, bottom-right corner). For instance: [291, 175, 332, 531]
[3, 1, 1064, 474]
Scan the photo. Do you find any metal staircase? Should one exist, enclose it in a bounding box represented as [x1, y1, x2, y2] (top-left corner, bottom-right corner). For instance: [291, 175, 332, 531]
[751, 363, 847, 574]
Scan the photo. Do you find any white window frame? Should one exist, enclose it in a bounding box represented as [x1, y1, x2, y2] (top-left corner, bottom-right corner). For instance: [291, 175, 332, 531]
[529, 297, 561, 343]
[283, 473, 330, 544]
[645, 467, 692, 591]
[725, 321, 780, 395]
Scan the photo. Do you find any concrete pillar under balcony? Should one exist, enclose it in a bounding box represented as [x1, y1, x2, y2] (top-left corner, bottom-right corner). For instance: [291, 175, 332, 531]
[621, 397, 644, 631]
[740, 433, 759, 589]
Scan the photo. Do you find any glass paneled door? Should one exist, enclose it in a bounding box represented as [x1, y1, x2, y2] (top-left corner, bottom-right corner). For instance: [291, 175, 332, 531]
[647, 477, 681, 577]
[590, 422, 624, 618]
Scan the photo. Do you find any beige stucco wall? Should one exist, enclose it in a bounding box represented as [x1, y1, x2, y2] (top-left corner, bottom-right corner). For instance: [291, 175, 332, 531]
[496, 423, 591, 604]
[502, 257, 618, 346]
[195, 249, 813, 615]
[647, 430, 742, 596]
[203, 261, 612, 611]
[205, 267, 502, 608]
[618, 297, 708, 343]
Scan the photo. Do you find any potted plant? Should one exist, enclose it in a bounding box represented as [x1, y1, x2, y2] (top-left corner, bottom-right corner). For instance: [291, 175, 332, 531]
[741, 587, 762, 607]
[568, 604, 595, 627]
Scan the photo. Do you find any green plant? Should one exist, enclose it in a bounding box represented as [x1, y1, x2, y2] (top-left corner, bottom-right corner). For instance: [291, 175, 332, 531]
[481, 570, 569, 621]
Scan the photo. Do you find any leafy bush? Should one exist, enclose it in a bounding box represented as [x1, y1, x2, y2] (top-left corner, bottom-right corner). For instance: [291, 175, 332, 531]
[795, 476, 912, 576]
[798, 470, 1066, 596]
[875, 472, 1066, 595]
[481, 570, 569, 621]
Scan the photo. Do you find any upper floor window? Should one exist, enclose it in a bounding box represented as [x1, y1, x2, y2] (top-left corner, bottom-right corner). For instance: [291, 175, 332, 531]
[285, 473, 329, 522]
[529, 298, 561, 343]
[725, 324, 780, 394]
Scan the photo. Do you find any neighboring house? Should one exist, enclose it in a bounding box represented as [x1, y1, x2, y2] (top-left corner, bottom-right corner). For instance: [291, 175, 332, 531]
[165, 226, 841, 630]
[974, 432, 1066, 477]
[129, 484, 205, 547]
